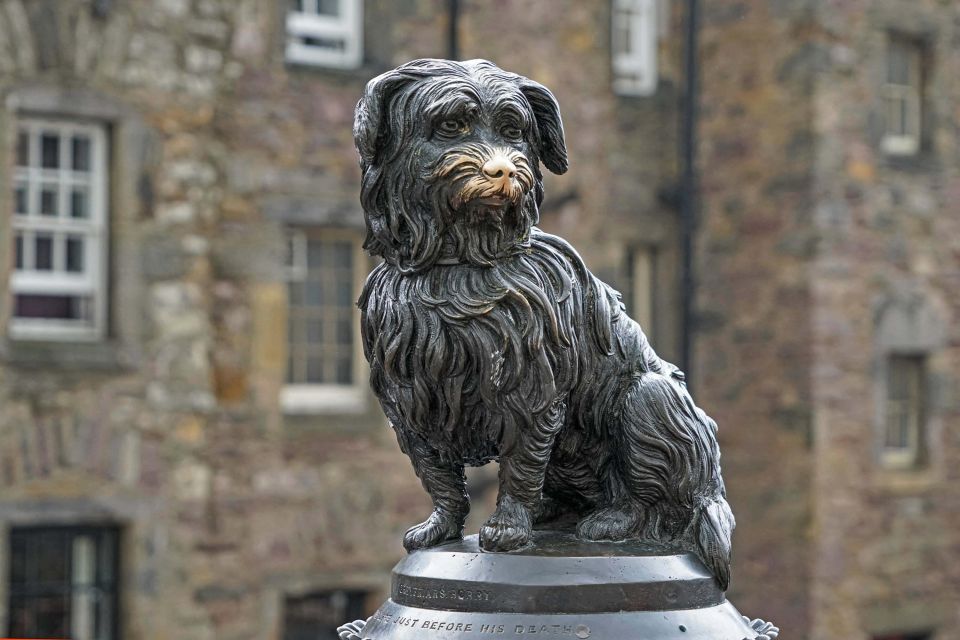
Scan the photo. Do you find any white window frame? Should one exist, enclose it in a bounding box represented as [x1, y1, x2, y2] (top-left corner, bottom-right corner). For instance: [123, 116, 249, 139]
[281, 228, 367, 414]
[881, 37, 922, 156]
[612, 0, 659, 96]
[10, 119, 109, 342]
[285, 0, 363, 69]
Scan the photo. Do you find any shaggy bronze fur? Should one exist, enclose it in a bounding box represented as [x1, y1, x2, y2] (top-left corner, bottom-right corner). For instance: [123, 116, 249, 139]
[354, 59, 735, 589]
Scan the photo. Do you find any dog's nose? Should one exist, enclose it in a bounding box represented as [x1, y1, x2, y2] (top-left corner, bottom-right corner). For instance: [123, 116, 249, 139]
[482, 157, 517, 183]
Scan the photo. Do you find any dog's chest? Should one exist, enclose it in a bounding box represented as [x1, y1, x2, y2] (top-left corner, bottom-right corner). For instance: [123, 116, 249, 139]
[361, 259, 578, 449]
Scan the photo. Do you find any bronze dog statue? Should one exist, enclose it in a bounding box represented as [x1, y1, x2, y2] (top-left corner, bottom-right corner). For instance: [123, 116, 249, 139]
[354, 59, 735, 589]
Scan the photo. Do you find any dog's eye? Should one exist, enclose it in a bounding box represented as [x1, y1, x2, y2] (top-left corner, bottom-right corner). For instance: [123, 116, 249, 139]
[437, 119, 467, 137]
[501, 125, 523, 141]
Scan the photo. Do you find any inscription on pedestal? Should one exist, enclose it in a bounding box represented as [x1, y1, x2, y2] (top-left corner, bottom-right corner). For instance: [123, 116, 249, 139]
[371, 611, 592, 638]
[396, 580, 493, 603]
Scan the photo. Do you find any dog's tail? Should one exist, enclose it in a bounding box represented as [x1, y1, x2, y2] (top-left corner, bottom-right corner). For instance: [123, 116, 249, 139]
[692, 494, 735, 591]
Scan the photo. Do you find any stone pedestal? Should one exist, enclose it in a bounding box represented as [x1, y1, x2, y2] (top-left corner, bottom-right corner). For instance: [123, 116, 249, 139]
[357, 531, 765, 640]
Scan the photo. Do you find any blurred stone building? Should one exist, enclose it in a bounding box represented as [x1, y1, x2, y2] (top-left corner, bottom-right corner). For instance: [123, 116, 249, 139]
[0, 1, 956, 640]
[696, 2, 960, 639]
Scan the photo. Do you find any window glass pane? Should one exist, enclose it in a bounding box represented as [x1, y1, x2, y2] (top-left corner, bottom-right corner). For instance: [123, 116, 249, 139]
[336, 318, 352, 344]
[8, 595, 71, 639]
[335, 357, 352, 384]
[306, 280, 324, 306]
[71, 187, 89, 219]
[307, 317, 324, 343]
[17, 130, 29, 167]
[41, 132, 60, 169]
[35, 234, 54, 270]
[336, 280, 353, 306]
[10, 533, 28, 584]
[14, 294, 92, 321]
[15, 182, 28, 215]
[40, 184, 59, 217]
[72, 135, 91, 172]
[15, 233, 24, 269]
[287, 354, 298, 384]
[66, 236, 85, 273]
[317, 0, 340, 16]
[613, 20, 631, 56]
[98, 530, 116, 584]
[307, 240, 325, 269]
[300, 35, 347, 52]
[306, 356, 325, 383]
[887, 40, 916, 85]
[289, 282, 304, 305]
[331, 242, 352, 268]
[36, 530, 70, 583]
[288, 311, 303, 345]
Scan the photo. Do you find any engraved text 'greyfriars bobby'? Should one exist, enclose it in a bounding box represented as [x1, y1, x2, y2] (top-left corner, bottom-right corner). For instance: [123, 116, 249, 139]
[345, 58, 778, 640]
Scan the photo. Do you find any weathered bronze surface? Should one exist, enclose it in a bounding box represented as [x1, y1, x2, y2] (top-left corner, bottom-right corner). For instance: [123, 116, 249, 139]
[339, 531, 777, 639]
[345, 58, 777, 638]
[358, 531, 767, 639]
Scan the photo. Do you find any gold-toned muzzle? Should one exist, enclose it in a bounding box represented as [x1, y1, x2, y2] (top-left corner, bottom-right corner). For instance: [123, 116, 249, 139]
[431, 144, 535, 209]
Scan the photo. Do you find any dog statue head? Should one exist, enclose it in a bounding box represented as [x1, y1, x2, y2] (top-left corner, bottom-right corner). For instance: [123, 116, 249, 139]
[354, 59, 568, 272]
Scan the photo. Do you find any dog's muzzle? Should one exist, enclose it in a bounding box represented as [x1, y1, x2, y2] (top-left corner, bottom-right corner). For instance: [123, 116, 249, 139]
[430, 144, 535, 210]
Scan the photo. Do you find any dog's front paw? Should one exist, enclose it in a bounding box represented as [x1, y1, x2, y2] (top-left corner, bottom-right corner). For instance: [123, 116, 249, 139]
[576, 503, 642, 541]
[403, 509, 464, 551]
[479, 496, 533, 552]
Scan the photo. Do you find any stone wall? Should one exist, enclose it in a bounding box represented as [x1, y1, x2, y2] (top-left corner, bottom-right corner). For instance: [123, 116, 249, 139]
[696, 0, 818, 633]
[808, 1, 960, 639]
[0, 1, 682, 638]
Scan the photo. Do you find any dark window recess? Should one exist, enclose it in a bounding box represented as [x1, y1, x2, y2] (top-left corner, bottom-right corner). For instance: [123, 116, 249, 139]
[8, 526, 120, 640]
[15, 294, 92, 321]
[283, 590, 368, 640]
[873, 633, 932, 640]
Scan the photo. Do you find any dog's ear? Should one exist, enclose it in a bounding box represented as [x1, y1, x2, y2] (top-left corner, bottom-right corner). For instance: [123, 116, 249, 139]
[354, 69, 415, 168]
[519, 78, 568, 175]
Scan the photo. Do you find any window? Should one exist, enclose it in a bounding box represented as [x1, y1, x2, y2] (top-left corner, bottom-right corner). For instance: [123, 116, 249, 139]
[8, 526, 119, 640]
[286, 0, 363, 69]
[283, 590, 368, 640]
[11, 119, 108, 341]
[282, 229, 365, 413]
[882, 36, 923, 156]
[882, 354, 927, 469]
[612, 0, 659, 96]
[873, 633, 932, 640]
[627, 245, 657, 343]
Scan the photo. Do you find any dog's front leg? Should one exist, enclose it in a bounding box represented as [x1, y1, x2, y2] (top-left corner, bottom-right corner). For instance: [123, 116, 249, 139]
[480, 401, 565, 552]
[399, 432, 469, 552]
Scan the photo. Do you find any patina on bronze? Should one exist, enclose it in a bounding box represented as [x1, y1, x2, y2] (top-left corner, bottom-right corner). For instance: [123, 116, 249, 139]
[342, 59, 777, 639]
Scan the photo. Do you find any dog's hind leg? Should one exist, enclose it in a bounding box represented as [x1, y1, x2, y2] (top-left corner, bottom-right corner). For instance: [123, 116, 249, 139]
[576, 375, 680, 542]
[396, 430, 470, 552]
[480, 400, 565, 552]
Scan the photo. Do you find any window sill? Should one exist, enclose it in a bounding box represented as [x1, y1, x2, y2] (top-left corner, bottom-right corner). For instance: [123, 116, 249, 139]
[871, 464, 939, 494]
[0, 338, 135, 371]
[281, 385, 367, 415]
